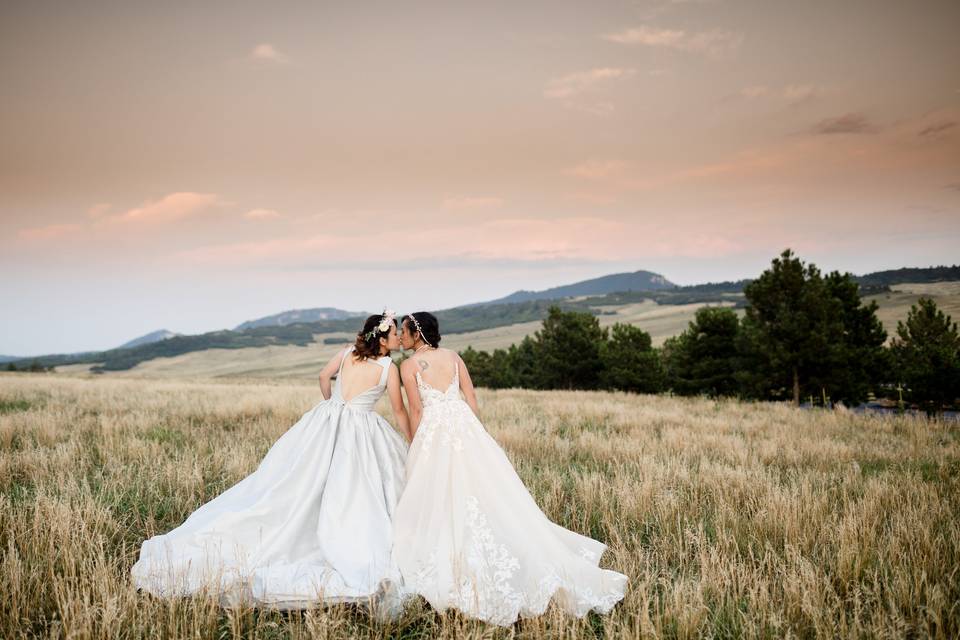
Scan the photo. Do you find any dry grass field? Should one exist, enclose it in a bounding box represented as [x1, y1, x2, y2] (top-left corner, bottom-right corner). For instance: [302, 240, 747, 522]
[1, 372, 958, 638]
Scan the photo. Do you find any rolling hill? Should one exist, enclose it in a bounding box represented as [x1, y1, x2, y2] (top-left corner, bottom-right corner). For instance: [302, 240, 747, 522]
[482, 269, 675, 305]
[116, 329, 179, 350]
[235, 307, 362, 330]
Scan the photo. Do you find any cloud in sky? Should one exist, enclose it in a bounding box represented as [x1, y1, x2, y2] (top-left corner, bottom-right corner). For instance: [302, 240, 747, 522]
[249, 43, 290, 64]
[602, 25, 742, 57]
[544, 68, 634, 116]
[117, 192, 224, 223]
[918, 121, 957, 138]
[811, 113, 879, 135]
[15, 192, 226, 245]
[544, 68, 635, 99]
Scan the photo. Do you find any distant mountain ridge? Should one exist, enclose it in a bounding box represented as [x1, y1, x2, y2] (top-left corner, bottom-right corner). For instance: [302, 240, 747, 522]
[9, 263, 959, 372]
[117, 329, 179, 350]
[482, 270, 675, 305]
[235, 307, 363, 330]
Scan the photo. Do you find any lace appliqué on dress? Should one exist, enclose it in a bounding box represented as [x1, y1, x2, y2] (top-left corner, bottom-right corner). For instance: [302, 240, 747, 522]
[414, 370, 475, 460]
[455, 496, 524, 626]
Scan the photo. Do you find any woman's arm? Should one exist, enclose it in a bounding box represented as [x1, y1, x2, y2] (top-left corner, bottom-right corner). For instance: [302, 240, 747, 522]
[317, 347, 346, 400]
[457, 353, 480, 417]
[385, 364, 412, 442]
[400, 359, 423, 439]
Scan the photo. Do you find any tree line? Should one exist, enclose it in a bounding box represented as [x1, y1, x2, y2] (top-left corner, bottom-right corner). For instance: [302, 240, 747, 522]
[460, 250, 960, 413]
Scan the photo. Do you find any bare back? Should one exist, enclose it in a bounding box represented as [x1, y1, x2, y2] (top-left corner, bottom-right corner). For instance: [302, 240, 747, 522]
[412, 347, 459, 392]
[339, 352, 388, 402]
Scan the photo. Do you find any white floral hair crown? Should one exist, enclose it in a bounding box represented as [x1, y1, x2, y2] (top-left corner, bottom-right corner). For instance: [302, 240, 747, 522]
[363, 309, 396, 341]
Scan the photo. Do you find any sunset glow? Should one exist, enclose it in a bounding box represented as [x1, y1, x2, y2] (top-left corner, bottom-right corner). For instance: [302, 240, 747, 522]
[2, 0, 958, 354]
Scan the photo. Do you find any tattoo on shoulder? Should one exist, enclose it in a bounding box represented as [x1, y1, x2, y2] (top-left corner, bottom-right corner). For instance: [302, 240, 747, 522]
[418, 359, 430, 370]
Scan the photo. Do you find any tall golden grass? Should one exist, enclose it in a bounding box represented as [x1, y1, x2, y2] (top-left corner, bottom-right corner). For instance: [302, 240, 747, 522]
[1, 373, 958, 638]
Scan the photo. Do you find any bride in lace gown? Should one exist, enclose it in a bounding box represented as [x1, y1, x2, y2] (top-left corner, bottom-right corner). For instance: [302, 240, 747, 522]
[392, 312, 627, 626]
[131, 312, 410, 611]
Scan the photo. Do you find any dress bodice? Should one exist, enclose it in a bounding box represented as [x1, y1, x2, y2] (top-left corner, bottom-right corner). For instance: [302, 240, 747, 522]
[333, 346, 392, 412]
[415, 366, 461, 408]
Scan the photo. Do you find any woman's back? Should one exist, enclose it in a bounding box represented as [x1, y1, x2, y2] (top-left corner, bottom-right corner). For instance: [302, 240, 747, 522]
[334, 347, 391, 409]
[410, 347, 459, 393]
[340, 352, 388, 399]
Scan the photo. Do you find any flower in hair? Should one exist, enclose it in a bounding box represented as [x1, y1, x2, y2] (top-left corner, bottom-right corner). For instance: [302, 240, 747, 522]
[364, 308, 396, 340]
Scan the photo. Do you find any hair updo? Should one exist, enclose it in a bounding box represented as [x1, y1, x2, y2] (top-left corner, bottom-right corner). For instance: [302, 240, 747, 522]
[403, 311, 441, 347]
[353, 314, 396, 360]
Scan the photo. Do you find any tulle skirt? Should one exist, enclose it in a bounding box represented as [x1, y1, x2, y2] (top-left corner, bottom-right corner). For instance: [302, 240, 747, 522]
[392, 399, 627, 626]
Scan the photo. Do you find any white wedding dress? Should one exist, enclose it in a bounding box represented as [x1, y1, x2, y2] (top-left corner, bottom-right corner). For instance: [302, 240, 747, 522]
[392, 356, 628, 626]
[131, 347, 408, 611]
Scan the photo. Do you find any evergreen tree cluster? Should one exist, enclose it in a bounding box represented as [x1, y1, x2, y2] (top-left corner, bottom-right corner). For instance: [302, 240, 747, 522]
[461, 250, 960, 412]
[460, 307, 662, 394]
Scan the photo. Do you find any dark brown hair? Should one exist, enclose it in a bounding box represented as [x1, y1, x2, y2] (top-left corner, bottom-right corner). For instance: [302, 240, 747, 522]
[353, 314, 396, 360]
[402, 311, 441, 347]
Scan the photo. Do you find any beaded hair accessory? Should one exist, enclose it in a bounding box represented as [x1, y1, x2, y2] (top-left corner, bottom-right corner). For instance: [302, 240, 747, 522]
[363, 309, 396, 341]
[408, 313, 432, 347]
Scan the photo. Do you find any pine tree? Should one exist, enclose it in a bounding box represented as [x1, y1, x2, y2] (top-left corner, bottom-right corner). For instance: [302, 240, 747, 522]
[742, 249, 841, 405]
[809, 271, 888, 404]
[506, 337, 540, 389]
[600, 323, 661, 393]
[663, 306, 740, 397]
[533, 306, 606, 390]
[459, 347, 493, 387]
[891, 297, 960, 414]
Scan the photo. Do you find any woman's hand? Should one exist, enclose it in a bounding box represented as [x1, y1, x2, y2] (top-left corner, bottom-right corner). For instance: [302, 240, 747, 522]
[386, 364, 413, 442]
[399, 358, 423, 441]
[317, 346, 348, 400]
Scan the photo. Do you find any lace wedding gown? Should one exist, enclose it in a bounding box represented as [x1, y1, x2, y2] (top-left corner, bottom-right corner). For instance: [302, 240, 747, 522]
[392, 357, 628, 626]
[131, 347, 408, 610]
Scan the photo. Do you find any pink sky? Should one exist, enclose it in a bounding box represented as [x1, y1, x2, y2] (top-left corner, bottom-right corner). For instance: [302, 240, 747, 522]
[2, 0, 959, 355]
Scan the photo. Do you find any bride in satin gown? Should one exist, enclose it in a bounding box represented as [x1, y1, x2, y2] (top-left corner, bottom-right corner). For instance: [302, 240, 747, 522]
[131, 311, 410, 611]
[392, 312, 627, 626]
